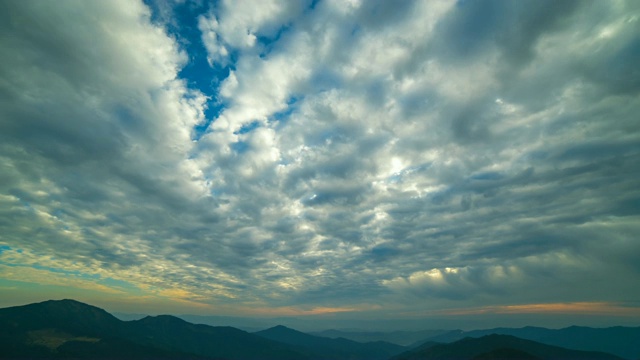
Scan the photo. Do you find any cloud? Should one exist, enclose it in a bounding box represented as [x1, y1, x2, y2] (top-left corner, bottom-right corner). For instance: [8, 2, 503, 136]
[1, 0, 639, 320]
[198, 0, 310, 66]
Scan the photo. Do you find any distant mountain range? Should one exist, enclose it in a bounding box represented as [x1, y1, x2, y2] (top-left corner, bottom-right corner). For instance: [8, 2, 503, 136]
[0, 299, 635, 360]
[309, 329, 449, 346]
[409, 326, 640, 359]
[393, 334, 622, 360]
[310, 325, 640, 359]
[255, 325, 405, 360]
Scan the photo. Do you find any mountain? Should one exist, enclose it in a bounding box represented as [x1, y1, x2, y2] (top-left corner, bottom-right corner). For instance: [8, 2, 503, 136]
[0, 299, 122, 336]
[112, 312, 149, 321]
[1, 300, 631, 360]
[471, 348, 542, 360]
[0, 299, 306, 359]
[394, 334, 622, 360]
[418, 326, 640, 359]
[255, 324, 406, 360]
[126, 315, 304, 359]
[309, 329, 449, 346]
[177, 314, 276, 332]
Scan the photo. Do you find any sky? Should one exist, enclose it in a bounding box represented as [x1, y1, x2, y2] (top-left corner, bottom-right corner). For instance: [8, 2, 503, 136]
[1, 0, 639, 330]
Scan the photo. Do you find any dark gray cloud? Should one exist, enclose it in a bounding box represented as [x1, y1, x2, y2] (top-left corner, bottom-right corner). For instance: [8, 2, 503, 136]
[0, 0, 639, 322]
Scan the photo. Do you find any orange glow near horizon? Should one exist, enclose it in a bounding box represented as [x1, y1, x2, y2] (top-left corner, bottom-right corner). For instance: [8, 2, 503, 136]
[238, 305, 363, 317]
[435, 302, 640, 317]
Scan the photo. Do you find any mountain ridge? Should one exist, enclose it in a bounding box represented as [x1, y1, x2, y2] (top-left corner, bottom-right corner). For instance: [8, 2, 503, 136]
[417, 325, 640, 359]
[0, 300, 633, 360]
[0, 299, 305, 359]
[394, 334, 623, 360]
[310, 328, 449, 346]
[255, 324, 407, 360]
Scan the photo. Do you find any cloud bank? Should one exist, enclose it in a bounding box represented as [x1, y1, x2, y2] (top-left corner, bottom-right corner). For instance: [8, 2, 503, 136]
[1, 0, 639, 321]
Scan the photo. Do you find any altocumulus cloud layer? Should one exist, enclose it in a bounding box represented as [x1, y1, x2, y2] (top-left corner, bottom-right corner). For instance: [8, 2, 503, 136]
[1, 0, 639, 320]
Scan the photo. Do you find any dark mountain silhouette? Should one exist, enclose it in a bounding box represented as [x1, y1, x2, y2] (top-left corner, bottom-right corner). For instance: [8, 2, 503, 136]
[255, 324, 406, 360]
[0, 300, 629, 360]
[176, 314, 276, 332]
[53, 336, 194, 359]
[126, 315, 304, 359]
[394, 334, 622, 360]
[417, 326, 640, 359]
[0, 299, 305, 359]
[0, 299, 122, 336]
[472, 347, 541, 360]
[309, 329, 449, 346]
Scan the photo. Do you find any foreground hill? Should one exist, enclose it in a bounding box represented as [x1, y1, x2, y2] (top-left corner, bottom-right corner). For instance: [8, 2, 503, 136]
[0, 299, 304, 359]
[255, 325, 406, 360]
[394, 334, 622, 360]
[421, 326, 640, 359]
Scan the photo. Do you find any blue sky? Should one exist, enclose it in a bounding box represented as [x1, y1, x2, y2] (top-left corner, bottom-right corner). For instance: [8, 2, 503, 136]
[1, 0, 639, 329]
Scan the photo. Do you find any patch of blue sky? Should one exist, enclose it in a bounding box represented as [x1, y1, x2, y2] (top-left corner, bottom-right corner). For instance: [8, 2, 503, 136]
[255, 0, 317, 53]
[410, 162, 434, 173]
[256, 22, 297, 59]
[209, 187, 225, 197]
[34, 264, 101, 279]
[0, 244, 12, 254]
[19, 201, 34, 216]
[311, 0, 325, 9]
[100, 277, 141, 292]
[233, 121, 261, 135]
[386, 174, 402, 184]
[8, 189, 36, 209]
[385, 162, 433, 183]
[144, 0, 219, 88]
[0, 260, 101, 280]
[270, 96, 302, 130]
[192, 102, 224, 140]
[0, 245, 24, 257]
[144, 0, 231, 140]
[0, 258, 139, 293]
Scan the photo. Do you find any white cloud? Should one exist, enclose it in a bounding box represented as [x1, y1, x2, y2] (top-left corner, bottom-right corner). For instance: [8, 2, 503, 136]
[1, 0, 639, 316]
[198, 0, 309, 65]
